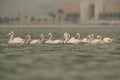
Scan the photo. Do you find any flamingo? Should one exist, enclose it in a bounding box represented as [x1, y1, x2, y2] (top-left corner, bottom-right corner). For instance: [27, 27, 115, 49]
[103, 37, 113, 44]
[24, 35, 31, 44]
[7, 31, 24, 44]
[45, 33, 64, 44]
[45, 33, 54, 44]
[86, 34, 101, 44]
[30, 34, 44, 44]
[63, 32, 69, 43]
[67, 33, 81, 44]
[91, 35, 103, 44]
[89, 34, 103, 44]
[86, 35, 92, 44]
[81, 34, 89, 43]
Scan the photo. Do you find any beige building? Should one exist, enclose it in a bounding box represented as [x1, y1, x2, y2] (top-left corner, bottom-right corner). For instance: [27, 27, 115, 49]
[58, 0, 120, 22]
[104, 1, 120, 13]
[58, 2, 80, 14]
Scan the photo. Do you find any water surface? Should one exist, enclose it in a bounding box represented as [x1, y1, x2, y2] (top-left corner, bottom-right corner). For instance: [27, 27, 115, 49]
[0, 27, 120, 80]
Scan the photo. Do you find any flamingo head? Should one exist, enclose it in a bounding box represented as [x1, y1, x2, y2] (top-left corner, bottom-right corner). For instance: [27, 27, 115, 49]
[26, 35, 30, 39]
[90, 34, 94, 37]
[40, 34, 44, 40]
[75, 33, 80, 39]
[64, 32, 68, 36]
[108, 39, 113, 43]
[47, 33, 52, 37]
[63, 35, 67, 40]
[40, 34, 44, 38]
[97, 35, 102, 39]
[10, 31, 14, 35]
[47, 33, 52, 40]
[7, 32, 13, 38]
[87, 35, 91, 41]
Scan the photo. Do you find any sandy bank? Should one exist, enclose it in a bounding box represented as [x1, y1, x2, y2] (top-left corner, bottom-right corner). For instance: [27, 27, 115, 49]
[0, 24, 120, 29]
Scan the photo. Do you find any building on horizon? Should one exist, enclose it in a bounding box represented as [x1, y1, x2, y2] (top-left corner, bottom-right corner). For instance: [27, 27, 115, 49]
[58, 0, 120, 23]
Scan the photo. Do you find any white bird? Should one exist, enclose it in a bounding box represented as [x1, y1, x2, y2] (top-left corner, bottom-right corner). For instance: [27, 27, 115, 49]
[86, 35, 92, 44]
[81, 35, 89, 43]
[24, 35, 31, 44]
[7, 31, 24, 44]
[91, 35, 103, 44]
[45, 33, 63, 44]
[45, 33, 53, 44]
[63, 32, 69, 43]
[30, 34, 44, 44]
[103, 37, 113, 44]
[87, 34, 103, 44]
[67, 33, 81, 44]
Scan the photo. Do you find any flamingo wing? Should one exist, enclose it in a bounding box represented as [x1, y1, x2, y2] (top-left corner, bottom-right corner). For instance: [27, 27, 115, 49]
[12, 37, 24, 44]
[30, 40, 39, 44]
[81, 38, 88, 43]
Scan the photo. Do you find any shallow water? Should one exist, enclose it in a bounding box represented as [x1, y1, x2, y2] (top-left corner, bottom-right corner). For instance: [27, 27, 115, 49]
[0, 27, 120, 80]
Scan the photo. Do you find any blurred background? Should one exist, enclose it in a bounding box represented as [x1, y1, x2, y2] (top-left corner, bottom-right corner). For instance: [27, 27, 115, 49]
[0, 0, 120, 27]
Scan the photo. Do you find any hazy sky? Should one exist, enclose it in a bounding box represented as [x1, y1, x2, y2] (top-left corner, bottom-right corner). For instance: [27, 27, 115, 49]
[0, 0, 119, 17]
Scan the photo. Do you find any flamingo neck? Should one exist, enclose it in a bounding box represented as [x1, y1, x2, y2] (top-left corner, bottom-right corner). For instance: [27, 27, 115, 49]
[87, 36, 92, 44]
[76, 35, 80, 40]
[24, 36, 30, 44]
[91, 36, 94, 41]
[64, 35, 69, 43]
[39, 36, 44, 41]
[9, 34, 14, 41]
[49, 35, 52, 40]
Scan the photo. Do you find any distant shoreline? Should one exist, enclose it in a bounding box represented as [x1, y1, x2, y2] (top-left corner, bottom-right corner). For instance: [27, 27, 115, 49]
[0, 24, 120, 29]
